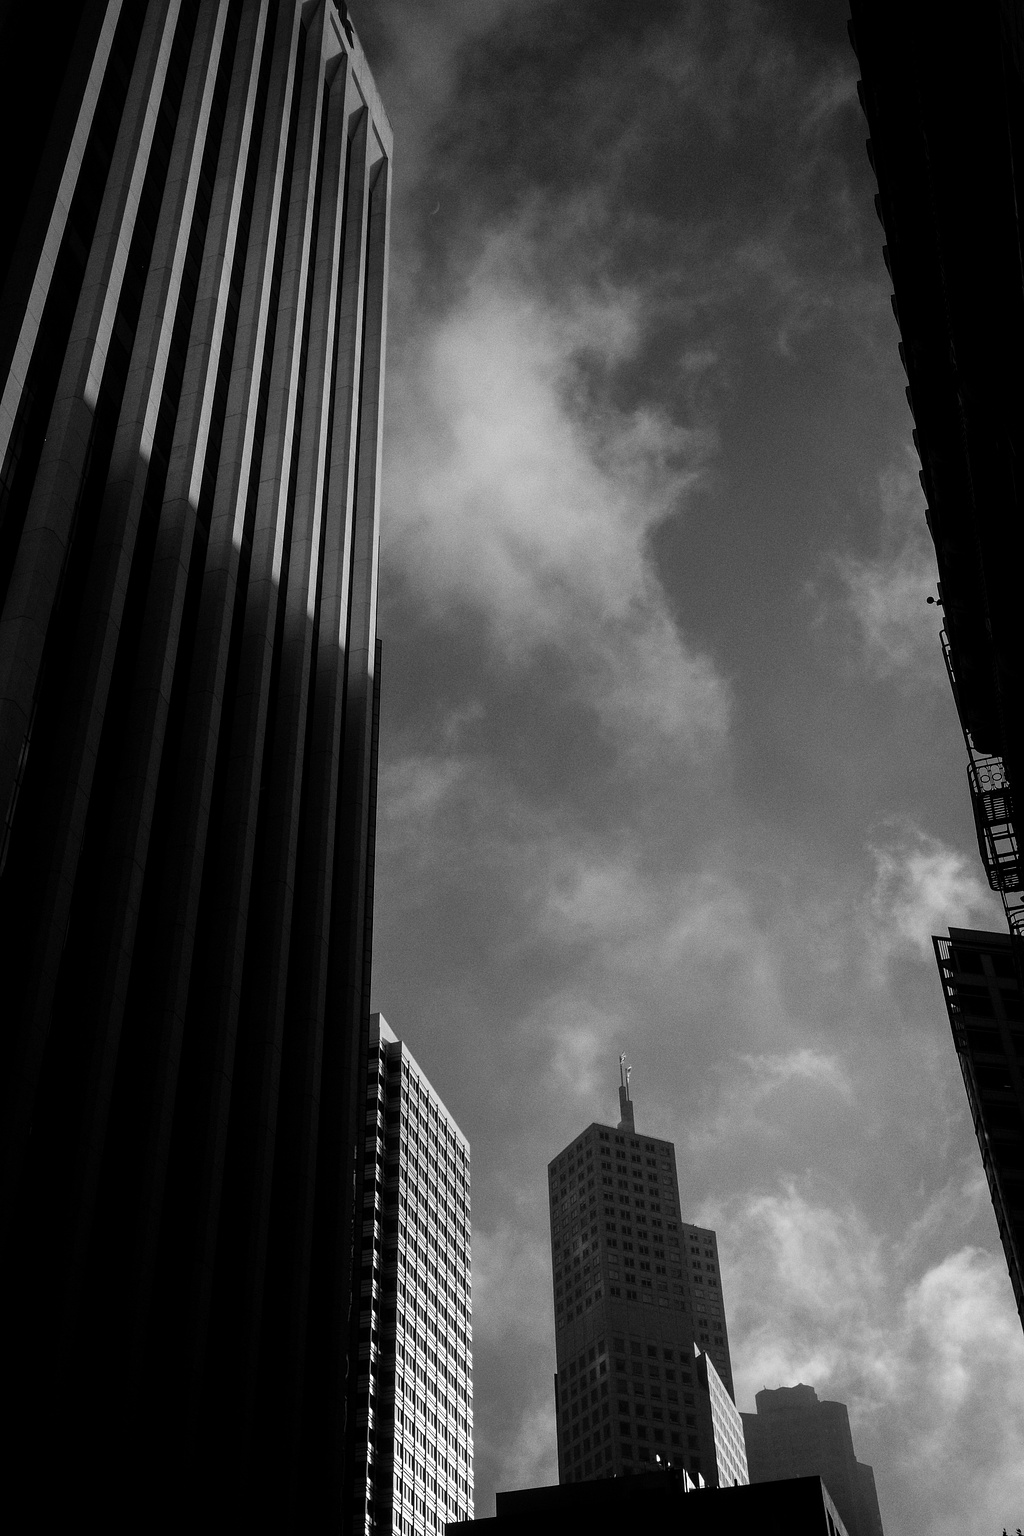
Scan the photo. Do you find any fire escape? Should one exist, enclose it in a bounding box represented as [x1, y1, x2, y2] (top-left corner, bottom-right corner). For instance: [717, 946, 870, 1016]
[942, 630, 1024, 943]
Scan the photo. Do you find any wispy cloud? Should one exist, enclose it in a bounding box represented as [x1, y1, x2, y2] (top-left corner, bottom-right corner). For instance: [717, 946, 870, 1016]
[690, 1047, 854, 1156]
[864, 826, 997, 965]
[473, 1220, 551, 1348]
[834, 453, 944, 682]
[384, 256, 728, 756]
[717, 1179, 1024, 1536]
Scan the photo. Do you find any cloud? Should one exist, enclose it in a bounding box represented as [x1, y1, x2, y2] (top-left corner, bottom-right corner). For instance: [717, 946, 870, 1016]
[865, 827, 997, 965]
[381, 753, 468, 832]
[835, 454, 944, 681]
[717, 1181, 1024, 1536]
[471, 1220, 559, 1503]
[481, 1394, 558, 1501]
[690, 1047, 854, 1156]
[384, 256, 728, 756]
[473, 1220, 552, 1348]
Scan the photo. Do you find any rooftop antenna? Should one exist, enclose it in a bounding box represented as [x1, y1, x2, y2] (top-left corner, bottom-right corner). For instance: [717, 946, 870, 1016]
[618, 1052, 635, 1132]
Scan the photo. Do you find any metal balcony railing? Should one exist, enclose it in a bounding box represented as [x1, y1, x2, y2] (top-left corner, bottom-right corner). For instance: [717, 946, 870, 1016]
[967, 752, 1021, 892]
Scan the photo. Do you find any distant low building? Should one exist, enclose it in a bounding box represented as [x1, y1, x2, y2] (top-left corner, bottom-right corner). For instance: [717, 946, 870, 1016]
[446, 1471, 848, 1535]
[742, 1384, 883, 1536]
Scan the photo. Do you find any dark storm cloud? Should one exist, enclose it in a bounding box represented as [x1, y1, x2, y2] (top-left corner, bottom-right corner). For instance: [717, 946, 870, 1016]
[356, 0, 1024, 1529]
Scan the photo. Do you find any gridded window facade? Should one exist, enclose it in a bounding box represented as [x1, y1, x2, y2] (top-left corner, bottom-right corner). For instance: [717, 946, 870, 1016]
[548, 1117, 739, 1488]
[353, 1016, 473, 1536]
[698, 1349, 749, 1488]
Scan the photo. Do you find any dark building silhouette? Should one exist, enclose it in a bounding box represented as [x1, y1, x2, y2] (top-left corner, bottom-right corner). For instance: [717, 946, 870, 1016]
[849, 1, 1024, 921]
[850, 0, 1024, 1340]
[548, 1066, 745, 1487]
[447, 1471, 849, 1536]
[934, 928, 1024, 1330]
[0, 1, 390, 1528]
[742, 1385, 883, 1536]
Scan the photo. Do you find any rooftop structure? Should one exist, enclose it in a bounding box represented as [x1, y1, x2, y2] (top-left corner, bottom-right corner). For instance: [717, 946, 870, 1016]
[448, 1471, 848, 1536]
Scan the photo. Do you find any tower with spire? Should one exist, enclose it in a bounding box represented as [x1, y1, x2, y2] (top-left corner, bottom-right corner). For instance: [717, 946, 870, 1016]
[545, 1062, 745, 1488]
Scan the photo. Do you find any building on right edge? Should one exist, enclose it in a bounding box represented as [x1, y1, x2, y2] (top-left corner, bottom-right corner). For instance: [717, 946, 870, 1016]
[849, 0, 1024, 1349]
[933, 928, 1024, 1331]
[848, 1, 1024, 944]
[742, 1385, 883, 1536]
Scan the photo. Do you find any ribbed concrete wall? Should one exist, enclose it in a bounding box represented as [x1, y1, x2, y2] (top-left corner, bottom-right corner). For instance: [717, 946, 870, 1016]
[0, 2, 390, 1527]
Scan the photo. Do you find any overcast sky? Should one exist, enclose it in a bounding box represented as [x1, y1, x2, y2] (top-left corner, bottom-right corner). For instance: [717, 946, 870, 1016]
[354, 2, 1024, 1531]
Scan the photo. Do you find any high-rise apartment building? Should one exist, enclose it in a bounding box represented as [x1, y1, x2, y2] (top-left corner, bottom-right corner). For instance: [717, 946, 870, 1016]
[547, 1067, 743, 1486]
[0, 2, 389, 1527]
[354, 1016, 474, 1536]
[742, 1384, 884, 1536]
[933, 927, 1024, 1331]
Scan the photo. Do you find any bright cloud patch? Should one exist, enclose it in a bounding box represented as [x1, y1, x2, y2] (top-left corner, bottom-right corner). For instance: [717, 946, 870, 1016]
[719, 1182, 1024, 1536]
[384, 258, 728, 754]
[837, 454, 944, 681]
[866, 827, 997, 964]
[473, 1220, 552, 1348]
[691, 1047, 854, 1155]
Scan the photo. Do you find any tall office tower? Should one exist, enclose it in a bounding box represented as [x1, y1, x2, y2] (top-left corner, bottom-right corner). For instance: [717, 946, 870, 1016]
[933, 927, 1024, 1331]
[354, 1016, 474, 1536]
[548, 1066, 741, 1486]
[742, 1385, 884, 1536]
[849, 3, 1024, 951]
[0, 2, 390, 1528]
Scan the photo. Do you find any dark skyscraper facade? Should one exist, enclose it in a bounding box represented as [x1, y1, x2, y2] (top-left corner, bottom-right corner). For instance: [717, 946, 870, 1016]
[547, 1070, 744, 1487]
[0, 1, 390, 1527]
[933, 927, 1024, 1331]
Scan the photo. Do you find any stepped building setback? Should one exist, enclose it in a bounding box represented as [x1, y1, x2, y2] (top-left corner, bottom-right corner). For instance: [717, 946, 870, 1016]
[0, 1, 390, 1527]
[547, 1063, 746, 1487]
